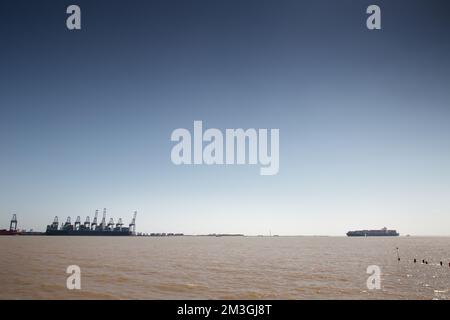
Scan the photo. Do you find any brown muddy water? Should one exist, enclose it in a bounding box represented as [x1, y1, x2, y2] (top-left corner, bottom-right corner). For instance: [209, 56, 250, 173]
[0, 236, 448, 299]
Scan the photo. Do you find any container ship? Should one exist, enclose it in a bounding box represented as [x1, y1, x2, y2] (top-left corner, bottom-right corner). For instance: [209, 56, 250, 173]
[346, 227, 399, 237]
[45, 209, 136, 236]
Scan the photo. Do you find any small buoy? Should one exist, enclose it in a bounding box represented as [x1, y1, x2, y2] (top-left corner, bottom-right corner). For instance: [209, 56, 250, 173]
[422, 259, 425, 264]
[440, 261, 443, 266]
[414, 258, 416, 263]
[425, 261, 428, 265]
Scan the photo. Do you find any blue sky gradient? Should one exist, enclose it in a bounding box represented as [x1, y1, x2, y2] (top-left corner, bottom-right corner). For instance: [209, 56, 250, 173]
[1, 0, 449, 235]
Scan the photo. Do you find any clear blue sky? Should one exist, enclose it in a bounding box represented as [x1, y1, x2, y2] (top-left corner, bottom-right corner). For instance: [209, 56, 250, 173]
[1, 0, 449, 235]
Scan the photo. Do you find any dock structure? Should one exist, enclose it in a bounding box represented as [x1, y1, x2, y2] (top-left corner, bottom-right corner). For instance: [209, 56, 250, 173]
[0, 214, 20, 235]
[45, 209, 137, 236]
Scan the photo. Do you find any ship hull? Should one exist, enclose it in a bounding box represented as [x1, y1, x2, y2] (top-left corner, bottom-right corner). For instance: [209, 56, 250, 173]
[347, 230, 399, 237]
[0, 230, 20, 236]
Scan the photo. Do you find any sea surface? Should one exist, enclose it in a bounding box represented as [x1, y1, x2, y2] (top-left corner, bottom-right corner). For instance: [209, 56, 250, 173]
[0, 236, 448, 299]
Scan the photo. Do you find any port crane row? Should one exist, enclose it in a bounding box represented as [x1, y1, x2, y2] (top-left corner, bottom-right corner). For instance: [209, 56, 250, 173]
[0, 210, 137, 236]
[46, 209, 137, 235]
